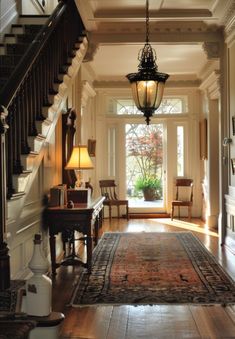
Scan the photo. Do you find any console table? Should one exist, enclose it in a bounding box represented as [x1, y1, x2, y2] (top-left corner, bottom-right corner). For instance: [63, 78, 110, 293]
[44, 197, 105, 275]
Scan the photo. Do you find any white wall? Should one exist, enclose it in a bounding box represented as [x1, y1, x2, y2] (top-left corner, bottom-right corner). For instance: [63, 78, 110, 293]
[21, 0, 57, 15]
[0, 0, 18, 41]
[7, 121, 63, 279]
[225, 37, 235, 244]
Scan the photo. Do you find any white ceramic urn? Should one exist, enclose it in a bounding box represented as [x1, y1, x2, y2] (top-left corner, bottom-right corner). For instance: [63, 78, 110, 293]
[26, 233, 52, 316]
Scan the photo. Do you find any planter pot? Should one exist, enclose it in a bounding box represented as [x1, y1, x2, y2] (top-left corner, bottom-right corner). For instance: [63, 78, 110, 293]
[143, 188, 156, 201]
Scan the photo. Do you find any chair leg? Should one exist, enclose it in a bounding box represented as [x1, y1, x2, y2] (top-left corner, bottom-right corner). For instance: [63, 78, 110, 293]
[109, 205, 112, 220]
[171, 205, 174, 220]
[126, 204, 129, 220]
[188, 206, 191, 220]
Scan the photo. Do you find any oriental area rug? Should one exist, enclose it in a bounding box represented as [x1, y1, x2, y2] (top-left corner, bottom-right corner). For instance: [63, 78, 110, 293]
[70, 232, 235, 306]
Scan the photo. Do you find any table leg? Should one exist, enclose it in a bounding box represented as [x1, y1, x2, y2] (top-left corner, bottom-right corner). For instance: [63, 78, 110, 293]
[86, 234, 92, 273]
[49, 234, 56, 276]
[94, 217, 99, 246]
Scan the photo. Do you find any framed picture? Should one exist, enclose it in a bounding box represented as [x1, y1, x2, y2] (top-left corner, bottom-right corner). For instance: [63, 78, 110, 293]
[199, 119, 207, 160]
[88, 139, 96, 157]
[232, 116, 235, 136]
[231, 158, 235, 175]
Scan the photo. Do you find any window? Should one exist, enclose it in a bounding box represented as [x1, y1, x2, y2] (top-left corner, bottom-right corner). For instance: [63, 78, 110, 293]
[177, 126, 184, 177]
[109, 96, 188, 115]
[108, 127, 116, 176]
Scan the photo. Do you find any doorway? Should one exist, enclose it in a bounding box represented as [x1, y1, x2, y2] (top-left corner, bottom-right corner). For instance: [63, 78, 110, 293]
[125, 123, 166, 213]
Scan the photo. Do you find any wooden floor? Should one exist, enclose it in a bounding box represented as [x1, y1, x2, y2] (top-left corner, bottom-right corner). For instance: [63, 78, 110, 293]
[52, 217, 235, 339]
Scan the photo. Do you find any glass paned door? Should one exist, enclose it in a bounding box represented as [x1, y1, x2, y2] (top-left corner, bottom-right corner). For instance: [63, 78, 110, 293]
[125, 123, 165, 212]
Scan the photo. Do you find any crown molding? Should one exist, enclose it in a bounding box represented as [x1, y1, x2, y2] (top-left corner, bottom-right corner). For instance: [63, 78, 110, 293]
[87, 21, 223, 47]
[93, 9, 213, 21]
[202, 42, 221, 59]
[221, 0, 235, 45]
[93, 79, 201, 90]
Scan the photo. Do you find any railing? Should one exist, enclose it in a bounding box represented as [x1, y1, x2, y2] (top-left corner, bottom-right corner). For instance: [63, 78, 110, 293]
[0, 0, 85, 198]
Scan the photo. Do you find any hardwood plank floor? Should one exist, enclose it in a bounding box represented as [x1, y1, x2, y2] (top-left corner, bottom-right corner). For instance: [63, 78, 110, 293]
[51, 217, 235, 339]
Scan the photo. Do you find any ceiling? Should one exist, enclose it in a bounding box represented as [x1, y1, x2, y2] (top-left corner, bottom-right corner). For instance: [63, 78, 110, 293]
[76, 0, 229, 83]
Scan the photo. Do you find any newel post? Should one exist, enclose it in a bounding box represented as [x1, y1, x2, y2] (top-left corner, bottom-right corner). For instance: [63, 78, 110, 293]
[0, 105, 10, 290]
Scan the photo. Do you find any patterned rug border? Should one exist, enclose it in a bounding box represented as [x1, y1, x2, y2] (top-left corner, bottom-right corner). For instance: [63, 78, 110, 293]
[69, 232, 235, 307]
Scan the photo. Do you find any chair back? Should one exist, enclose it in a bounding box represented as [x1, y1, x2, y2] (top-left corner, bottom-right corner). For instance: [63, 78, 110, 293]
[175, 178, 193, 202]
[99, 180, 118, 200]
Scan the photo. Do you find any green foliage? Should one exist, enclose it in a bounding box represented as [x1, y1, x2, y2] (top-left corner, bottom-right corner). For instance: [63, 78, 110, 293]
[134, 176, 162, 192]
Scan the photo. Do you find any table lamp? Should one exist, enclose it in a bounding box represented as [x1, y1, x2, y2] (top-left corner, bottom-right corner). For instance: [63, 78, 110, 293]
[65, 145, 94, 188]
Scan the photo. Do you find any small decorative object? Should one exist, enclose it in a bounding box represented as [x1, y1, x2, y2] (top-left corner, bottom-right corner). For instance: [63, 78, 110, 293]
[231, 158, 235, 175]
[26, 234, 52, 316]
[67, 200, 74, 208]
[88, 139, 96, 157]
[232, 116, 235, 136]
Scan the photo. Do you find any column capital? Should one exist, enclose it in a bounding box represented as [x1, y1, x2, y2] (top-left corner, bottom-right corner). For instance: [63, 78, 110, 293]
[202, 42, 220, 59]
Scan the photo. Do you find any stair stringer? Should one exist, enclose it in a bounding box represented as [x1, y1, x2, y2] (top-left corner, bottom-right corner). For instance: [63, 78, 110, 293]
[6, 36, 88, 279]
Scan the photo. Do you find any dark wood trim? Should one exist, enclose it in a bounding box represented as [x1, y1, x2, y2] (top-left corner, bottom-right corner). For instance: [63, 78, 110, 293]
[0, 105, 10, 290]
[62, 108, 77, 188]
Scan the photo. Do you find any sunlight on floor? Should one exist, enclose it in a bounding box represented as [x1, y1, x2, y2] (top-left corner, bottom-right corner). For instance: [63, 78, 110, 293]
[125, 218, 219, 238]
[152, 218, 219, 237]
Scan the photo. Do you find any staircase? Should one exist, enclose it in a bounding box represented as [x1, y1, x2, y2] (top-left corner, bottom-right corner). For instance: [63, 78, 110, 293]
[0, 16, 46, 89]
[0, 2, 88, 201]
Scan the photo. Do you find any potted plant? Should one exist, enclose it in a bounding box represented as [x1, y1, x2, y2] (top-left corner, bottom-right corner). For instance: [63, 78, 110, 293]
[134, 176, 162, 201]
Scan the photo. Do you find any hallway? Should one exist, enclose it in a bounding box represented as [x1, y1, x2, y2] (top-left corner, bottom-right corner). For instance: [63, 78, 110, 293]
[52, 217, 235, 339]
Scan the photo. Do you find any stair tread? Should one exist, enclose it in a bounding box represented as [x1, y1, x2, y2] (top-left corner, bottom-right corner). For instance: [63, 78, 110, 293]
[21, 151, 39, 157]
[20, 15, 50, 18]
[9, 192, 26, 200]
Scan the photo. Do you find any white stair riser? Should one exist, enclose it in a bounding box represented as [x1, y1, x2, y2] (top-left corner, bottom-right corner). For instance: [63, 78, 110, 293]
[11, 27, 24, 34]
[0, 46, 6, 55]
[4, 36, 17, 44]
[21, 154, 37, 171]
[18, 17, 48, 25]
[28, 137, 45, 153]
[36, 120, 52, 136]
[12, 173, 31, 192]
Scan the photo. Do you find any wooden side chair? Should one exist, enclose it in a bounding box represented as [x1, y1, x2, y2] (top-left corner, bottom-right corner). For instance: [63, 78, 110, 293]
[171, 178, 193, 220]
[99, 180, 129, 220]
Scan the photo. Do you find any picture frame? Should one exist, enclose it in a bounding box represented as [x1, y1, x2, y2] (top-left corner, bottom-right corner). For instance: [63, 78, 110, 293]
[88, 139, 96, 157]
[232, 116, 235, 136]
[231, 158, 235, 175]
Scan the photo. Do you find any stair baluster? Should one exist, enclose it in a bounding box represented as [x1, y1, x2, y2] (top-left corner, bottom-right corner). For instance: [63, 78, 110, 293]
[6, 104, 15, 198]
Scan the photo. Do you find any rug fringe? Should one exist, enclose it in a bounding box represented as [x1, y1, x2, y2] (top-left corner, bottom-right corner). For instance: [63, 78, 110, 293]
[69, 302, 234, 308]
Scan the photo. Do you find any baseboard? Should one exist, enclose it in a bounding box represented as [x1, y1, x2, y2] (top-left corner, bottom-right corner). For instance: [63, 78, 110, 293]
[129, 213, 170, 219]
